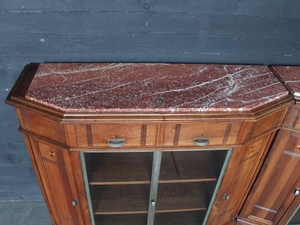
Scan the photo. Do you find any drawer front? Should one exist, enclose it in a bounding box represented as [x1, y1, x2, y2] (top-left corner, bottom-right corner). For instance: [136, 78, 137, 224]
[163, 122, 242, 147]
[75, 124, 158, 147]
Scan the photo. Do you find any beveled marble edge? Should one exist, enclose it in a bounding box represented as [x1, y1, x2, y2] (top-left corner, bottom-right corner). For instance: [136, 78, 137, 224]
[271, 66, 300, 100]
[25, 63, 290, 113]
[25, 93, 289, 113]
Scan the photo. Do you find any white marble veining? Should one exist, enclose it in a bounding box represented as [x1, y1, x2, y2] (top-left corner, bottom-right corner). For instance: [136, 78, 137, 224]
[25, 63, 290, 112]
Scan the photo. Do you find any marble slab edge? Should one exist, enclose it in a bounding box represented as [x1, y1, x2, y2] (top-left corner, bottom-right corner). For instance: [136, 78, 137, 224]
[270, 66, 300, 102]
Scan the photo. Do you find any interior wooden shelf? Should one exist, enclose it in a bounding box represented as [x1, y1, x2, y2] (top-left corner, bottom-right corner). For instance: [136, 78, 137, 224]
[94, 214, 148, 225]
[85, 150, 228, 185]
[154, 211, 207, 225]
[85, 149, 228, 223]
[159, 150, 227, 183]
[86, 152, 153, 185]
[91, 184, 150, 214]
[155, 182, 213, 212]
[94, 211, 206, 225]
[91, 182, 214, 215]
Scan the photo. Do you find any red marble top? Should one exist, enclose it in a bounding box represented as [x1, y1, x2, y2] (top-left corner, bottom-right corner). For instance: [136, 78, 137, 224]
[271, 66, 300, 101]
[25, 63, 289, 113]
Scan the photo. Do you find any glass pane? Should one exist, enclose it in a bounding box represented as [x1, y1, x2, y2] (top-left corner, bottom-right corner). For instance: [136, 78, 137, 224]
[91, 184, 150, 214]
[83, 152, 153, 225]
[85, 152, 153, 184]
[288, 205, 300, 224]
[160, 151, 226, 182]
[154, 149, 230, 225]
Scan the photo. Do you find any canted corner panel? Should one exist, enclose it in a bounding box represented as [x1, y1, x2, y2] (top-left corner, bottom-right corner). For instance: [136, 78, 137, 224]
[34, 141, 82, 225]
[162, 122, 242, 147]
[249, 109, 286, 141]
[18, 109, 66, 144]
[240, 130, 300, 224]
[74, 123, 158, 147]
[206, 141, 266, 225]
[211, 134, 275, 225]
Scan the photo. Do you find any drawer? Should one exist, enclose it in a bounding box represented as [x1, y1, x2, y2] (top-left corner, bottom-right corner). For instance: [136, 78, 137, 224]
[75, 124, 158, 147]
[163, 122, 242, 147]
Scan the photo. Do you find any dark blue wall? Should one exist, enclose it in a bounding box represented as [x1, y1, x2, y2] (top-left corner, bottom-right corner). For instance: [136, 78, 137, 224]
[1, 0, 300, 201]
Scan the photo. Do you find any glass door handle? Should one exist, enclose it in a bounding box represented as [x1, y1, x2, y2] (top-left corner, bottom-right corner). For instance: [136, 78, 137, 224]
[72, 198, 78, 206]
[294, 188, 300, 196]
[151, 200, 156, 207]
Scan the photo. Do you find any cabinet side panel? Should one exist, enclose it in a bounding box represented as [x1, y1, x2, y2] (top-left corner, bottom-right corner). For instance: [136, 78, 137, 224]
[33, 140, 82, 225]
[239, 130, 291, 218]
[207, 133, 275, 225]
[254, 134, 300, 221]
[16, 108, 27, 129]
[22, 135, 58, 224]
[239, 130, 300, 224]
[26, 136, 62, 225]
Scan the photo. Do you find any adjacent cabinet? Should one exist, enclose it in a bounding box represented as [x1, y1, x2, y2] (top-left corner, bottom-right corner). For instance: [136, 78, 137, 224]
[238, 66, 300, 225]
[5, 63, 300, 225]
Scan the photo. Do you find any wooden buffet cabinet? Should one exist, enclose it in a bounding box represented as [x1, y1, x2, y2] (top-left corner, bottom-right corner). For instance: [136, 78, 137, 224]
[5, 63, 300, 225]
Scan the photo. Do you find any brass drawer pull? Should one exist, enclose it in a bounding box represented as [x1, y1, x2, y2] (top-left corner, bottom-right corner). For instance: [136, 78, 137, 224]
[108, 138, 125, 148]
[193, 137, 210, 146]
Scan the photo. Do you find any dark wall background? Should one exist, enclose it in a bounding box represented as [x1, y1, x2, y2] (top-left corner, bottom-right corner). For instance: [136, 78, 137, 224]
[1, 0, 300, 201]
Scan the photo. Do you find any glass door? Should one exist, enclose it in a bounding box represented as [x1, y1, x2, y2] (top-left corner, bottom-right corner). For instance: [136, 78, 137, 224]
[153, 150, 231, 225]
[286, 188, 300, 225]
[81, 149, 232, 225]
[82, 152, 153, 225]
[288, 206, 300, 225]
